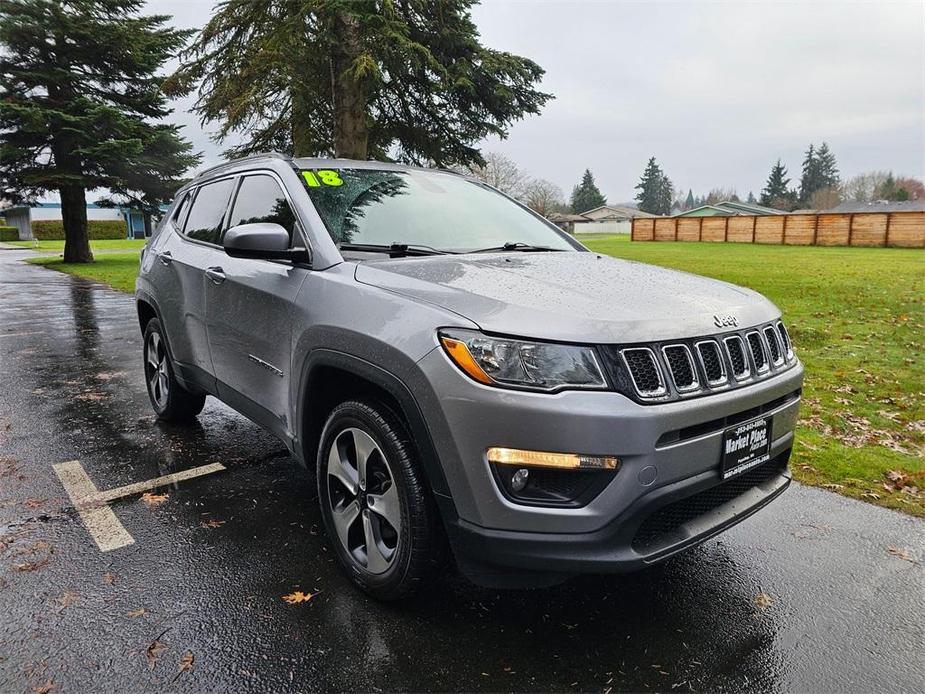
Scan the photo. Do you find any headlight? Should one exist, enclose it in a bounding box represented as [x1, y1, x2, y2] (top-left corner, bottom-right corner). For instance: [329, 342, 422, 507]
[439, 329, 607, 392]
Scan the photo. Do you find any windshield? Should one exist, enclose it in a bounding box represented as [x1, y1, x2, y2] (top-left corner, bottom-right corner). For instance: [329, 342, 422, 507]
[299, 168, 577, 253]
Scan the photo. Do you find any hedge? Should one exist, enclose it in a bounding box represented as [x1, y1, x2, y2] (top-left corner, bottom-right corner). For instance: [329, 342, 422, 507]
[0, 226, 18, 242]
[32, 219, 126, 240]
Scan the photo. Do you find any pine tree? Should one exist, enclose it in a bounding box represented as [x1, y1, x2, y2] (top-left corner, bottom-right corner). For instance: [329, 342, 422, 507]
[747, 191, 756, 204]
[634, 157, 673, 215]
[798, 144, 818, 205]
[166, 0, 551, 166]
[760, 159, 794, 209]
[685, 189, 695, 211]
[0, 0, 199, 262]
[570, 169, 606, 213]
[815, 142, 840, 190]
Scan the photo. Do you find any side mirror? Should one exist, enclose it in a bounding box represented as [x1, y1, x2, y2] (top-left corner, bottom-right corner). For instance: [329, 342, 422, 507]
[223, 223, 311, 263]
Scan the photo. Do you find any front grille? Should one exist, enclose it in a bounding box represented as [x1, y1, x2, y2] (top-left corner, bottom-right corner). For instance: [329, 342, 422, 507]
[777, 321, 793, 358]
[696, 340, 727, 385]
[763, 326, 783, 365]
[724, 335, 749, 379]
[632, 455, 788, 554]
[621, 348, 666, 397]
[662, 345, 698, 392]
[747, 331, 769, 372]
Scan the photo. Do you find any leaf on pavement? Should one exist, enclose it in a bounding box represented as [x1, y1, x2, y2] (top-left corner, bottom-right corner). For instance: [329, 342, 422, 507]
[31, 680, 55, 694]
[146, 640, 167, 670]
[127, 607, 148, 618]
[887, 546, 918, 564]
[140, 492, 168, 507]
[102, 572, 116, 585]
[200, 519, 225, 529]
[754, 592, 773, 611]
[282, 590, 318, 604]
[174, 651, 194, 681]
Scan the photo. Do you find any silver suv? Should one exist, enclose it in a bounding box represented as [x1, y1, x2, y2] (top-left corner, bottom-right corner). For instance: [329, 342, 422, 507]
[136, 153, 803, 599]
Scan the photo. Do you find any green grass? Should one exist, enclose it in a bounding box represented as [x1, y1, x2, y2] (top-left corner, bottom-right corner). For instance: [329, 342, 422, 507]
[578, 234, 925, 517]
[25, 235, 925, 516]
[7, 238, 146, 252]
[26, 252, 140, 293]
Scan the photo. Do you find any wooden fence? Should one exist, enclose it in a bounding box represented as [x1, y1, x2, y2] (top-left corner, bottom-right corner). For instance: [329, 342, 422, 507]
[631, 211, 925, 248]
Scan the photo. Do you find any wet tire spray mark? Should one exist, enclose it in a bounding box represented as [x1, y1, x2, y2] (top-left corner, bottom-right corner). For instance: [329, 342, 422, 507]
[52, 460, 226, 551]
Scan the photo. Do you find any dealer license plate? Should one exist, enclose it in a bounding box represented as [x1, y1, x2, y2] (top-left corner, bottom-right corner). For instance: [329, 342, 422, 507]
[721, 416, 772, 479]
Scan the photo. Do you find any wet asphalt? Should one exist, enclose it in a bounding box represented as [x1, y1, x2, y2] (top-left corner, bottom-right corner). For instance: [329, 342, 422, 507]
[0, 249, 923, 694]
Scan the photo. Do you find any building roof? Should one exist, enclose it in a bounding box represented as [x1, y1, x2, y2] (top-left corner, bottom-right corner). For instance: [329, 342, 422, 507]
[674, 200, 786, 217]
[547, 212, 589, 222]
[579, 205, 659, 219]
[719, 200, 785, 215]
[825, 200, 925, 214]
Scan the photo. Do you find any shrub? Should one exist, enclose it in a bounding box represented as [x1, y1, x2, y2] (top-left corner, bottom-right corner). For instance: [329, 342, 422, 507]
[32, 219, 126, 240]
[0, 226, 18, 242]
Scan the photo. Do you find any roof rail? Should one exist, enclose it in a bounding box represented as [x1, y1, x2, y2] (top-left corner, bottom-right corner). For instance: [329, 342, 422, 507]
[193, 152, 292, 180]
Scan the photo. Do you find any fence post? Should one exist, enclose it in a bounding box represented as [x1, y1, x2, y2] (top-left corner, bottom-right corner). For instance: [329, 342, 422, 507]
[752, 215, 757, 243]
[782, 214, 788, 244]
[812, 214, 819, 245]
[674, 218, 678, 242]
[698, 217, 703, 242]
[884, 214, 892, 247]
[848, 214, 854, 246]
[723, 216, 729, 242]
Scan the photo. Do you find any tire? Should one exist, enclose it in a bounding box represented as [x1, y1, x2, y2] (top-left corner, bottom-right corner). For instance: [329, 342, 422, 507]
[142, 318, 206, 422]
[317, 399, 443, 600]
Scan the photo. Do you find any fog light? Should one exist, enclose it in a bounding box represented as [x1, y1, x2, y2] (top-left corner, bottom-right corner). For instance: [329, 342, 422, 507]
[511, 468, 530, 492]
[487, 447, 620, 470]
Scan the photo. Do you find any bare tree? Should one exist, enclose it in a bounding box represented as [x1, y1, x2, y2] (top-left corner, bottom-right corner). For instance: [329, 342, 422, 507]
[809, 186, 841, 211]
[464, 152, 530, 198]
[705, 188, 739, 204]
[522, 178, 565, 216]
[841, 171, 890, 202]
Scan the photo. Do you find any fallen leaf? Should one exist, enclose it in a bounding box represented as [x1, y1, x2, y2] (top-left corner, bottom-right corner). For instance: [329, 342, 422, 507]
[14, 558, 50, 572]
[282, 590, 318, 604]
[55, 591, 77, 609]
[102, 572, 116, 585]
[175, 651, 194, 679]
[31, 680, 55, 694]
[146, 640, 167, 670]
[754, 592, 773, 611]
[140, 492, 168, 507]
[887, 546, 918, 564]
[200, 519, 225, 529]
[126, 608, 148, 618]
[23, 498, 44, 509]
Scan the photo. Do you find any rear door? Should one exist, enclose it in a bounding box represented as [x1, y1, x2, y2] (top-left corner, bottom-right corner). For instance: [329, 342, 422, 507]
[157, 177, 236, 385]
[204, 172, 310, 438]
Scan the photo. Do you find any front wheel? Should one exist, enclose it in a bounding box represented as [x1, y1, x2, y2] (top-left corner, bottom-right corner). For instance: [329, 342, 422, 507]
[317, 399, 443, 600]
[143, 318, 206, 422]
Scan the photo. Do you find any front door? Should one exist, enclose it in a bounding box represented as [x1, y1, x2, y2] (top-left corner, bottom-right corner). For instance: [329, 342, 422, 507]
[205, 173, 309, 438]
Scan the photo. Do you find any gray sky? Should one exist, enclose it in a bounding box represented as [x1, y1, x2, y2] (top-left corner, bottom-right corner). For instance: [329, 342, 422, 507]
[148, 0, 924, 203]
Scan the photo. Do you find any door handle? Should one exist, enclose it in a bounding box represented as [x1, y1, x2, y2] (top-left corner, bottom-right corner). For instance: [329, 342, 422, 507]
[158, 250, 173, 266]
[205, 267, 226, 284]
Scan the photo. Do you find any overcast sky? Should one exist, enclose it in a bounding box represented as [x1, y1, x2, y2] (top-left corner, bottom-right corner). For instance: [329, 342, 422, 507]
[147, 0, 924, 203]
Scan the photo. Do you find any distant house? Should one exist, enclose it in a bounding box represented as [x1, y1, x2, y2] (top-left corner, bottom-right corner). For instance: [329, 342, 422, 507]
[0, 202, 163, 240]
[675, 200, 784, 217]
[572, 205, 659, 234]
[822, 200, 925, 214]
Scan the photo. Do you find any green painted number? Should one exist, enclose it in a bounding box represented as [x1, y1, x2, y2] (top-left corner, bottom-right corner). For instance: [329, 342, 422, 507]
[302, 170, 343, 187]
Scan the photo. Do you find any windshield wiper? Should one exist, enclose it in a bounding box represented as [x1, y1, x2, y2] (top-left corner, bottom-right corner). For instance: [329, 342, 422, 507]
[470, 241, 564, 253]
[338, 242, 456, 258]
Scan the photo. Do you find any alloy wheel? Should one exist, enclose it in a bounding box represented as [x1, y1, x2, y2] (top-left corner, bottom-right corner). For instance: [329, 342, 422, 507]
[145, 332, 169, 409]
[326, 427, 401, 574]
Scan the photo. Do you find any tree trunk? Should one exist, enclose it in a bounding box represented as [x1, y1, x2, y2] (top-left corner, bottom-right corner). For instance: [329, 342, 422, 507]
[60, 185, 93, 263]
[331, 10, 369, 160]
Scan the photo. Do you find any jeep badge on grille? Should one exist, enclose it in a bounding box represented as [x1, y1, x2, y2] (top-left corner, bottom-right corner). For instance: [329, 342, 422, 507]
[713, 314, 738, 328]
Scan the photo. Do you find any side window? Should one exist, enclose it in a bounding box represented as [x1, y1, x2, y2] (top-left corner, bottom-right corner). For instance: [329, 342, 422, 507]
[228, 174, 299, 244]
[170, 191, 191, 230]
[183, 179, 235, 245]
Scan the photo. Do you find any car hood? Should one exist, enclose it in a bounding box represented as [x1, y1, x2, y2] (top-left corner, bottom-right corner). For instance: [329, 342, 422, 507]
[353, 251, 779, 343]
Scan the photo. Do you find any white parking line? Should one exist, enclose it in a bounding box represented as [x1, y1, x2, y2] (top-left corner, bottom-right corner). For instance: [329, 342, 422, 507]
[53, 460, 226, 552]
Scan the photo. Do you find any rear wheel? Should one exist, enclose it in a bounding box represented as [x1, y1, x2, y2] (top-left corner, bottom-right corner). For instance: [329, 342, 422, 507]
[317, 399, 442, 600]
[143, 318, 205, 422]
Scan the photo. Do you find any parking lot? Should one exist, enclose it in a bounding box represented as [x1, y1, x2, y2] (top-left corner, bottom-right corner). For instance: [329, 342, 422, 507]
[1, 249, 923, 693]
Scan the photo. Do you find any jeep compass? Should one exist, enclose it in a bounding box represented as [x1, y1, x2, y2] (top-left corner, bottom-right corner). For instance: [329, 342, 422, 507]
[136, 153, 803, 599]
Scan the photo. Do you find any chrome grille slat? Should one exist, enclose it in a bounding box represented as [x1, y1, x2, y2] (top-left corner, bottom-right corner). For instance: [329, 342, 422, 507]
[746, 331, 769, 373]
[662, 344, 699, 393]
[620, 347, 667, 398]
[777, 321, 793, 360]
[763, 326, 783, 366]
[723, 335, 750, 380]
[696, 340, 727, 386]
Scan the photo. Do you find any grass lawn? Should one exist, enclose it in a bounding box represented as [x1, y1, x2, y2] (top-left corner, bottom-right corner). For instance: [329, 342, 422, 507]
[24, 236, 925, 516]
[579, 234, 924, 517]
[7, 238, 146, 252]
[26, 252, 140, 293]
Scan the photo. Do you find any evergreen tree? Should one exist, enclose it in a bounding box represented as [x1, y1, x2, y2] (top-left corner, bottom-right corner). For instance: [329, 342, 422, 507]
[760, 159, 793, 208]
[0, 0, 198, 262]
[685, 189, 695, 211]
[815, 142, 840, 189]
[798, 142, 840, 206]
[634, 157, 673, 215]
[747, 191, 756, 203]
[798, 144, 818, 205]
[570, 169, 606, 213]
[167, 0, 551, 166]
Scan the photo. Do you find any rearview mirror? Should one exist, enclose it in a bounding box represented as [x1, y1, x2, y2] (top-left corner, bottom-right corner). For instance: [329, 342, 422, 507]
[223, 223, 311, 263]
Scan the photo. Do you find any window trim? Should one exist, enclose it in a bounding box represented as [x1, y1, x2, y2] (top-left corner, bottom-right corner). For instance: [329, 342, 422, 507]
[224, 171, 305, 248]
[174, 174, 239, 249]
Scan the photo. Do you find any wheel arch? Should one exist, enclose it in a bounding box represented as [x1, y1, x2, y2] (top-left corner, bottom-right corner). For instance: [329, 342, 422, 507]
[297, 349, 454, 511]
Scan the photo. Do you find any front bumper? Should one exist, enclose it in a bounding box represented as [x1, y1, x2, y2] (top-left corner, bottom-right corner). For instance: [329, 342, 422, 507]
[414, 348, 803, 582]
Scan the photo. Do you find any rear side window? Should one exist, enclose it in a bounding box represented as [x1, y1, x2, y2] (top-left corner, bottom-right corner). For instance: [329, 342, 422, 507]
[228, 174, 299, 243]
[170, 191, 191, 230]
[183, 179, 235, 245]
